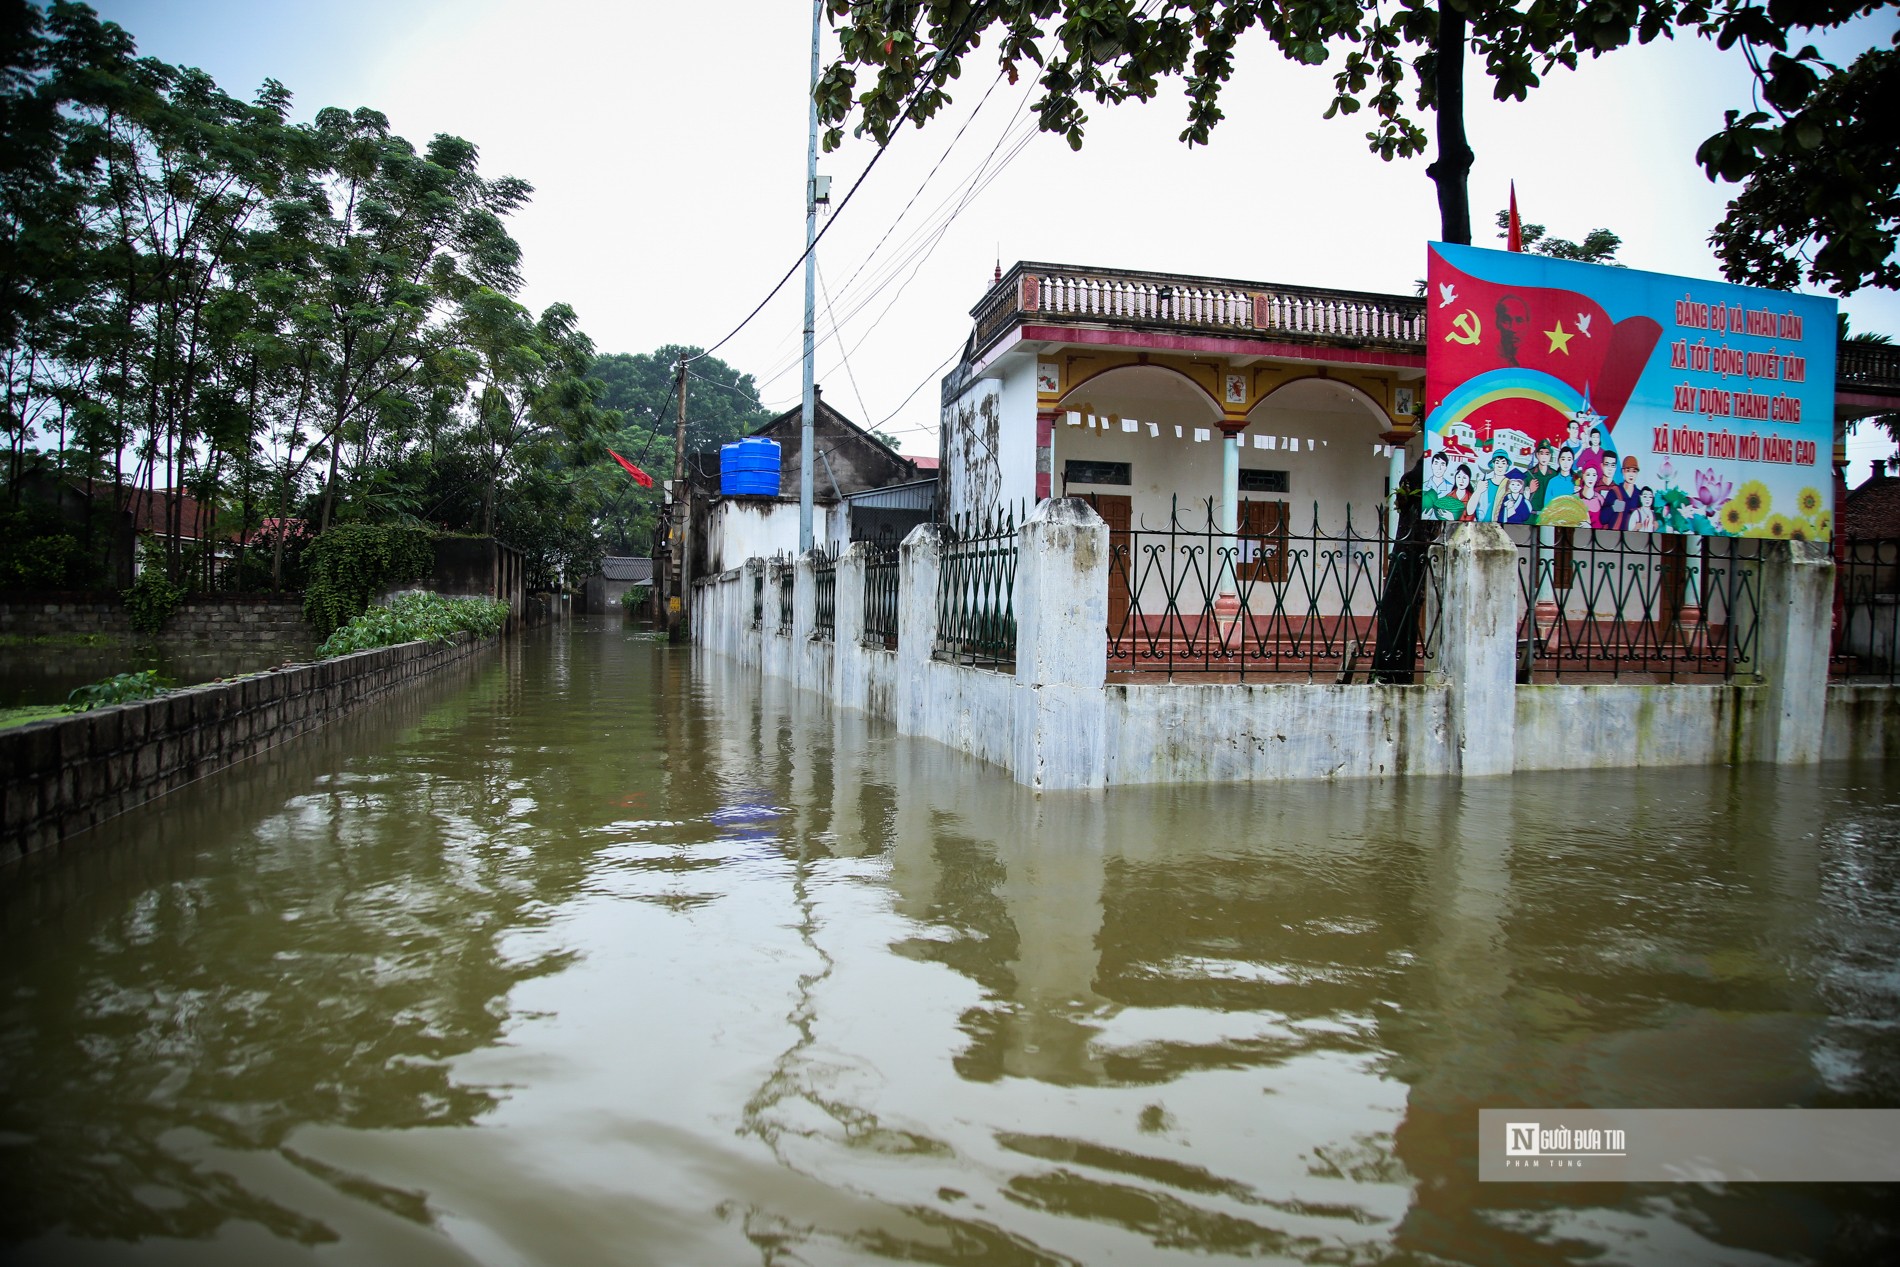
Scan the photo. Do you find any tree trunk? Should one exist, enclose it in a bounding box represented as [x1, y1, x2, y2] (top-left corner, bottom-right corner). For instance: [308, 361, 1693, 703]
[1426, 2, 1474, 246]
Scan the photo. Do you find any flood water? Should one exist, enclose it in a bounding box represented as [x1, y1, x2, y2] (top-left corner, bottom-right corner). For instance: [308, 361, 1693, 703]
[2, 619, 1898, 1265]
[1, 640, 297, 708]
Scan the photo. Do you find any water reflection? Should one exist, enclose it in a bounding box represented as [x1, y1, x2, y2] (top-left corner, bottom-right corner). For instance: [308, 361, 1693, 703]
[0, 621, 1896, 1264]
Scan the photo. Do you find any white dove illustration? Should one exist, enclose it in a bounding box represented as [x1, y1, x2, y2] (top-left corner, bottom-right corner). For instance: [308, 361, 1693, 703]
[1576, 312, 1593, 337]
[1438, 282, 1458, 308]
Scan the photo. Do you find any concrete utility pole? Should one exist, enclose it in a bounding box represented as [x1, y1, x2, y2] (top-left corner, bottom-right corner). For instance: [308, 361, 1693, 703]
[672, 356, 692, 637]
[798, 0, 821, 554]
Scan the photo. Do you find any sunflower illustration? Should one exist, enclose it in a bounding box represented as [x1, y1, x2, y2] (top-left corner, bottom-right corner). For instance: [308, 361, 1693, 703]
[1720, 502, 1748, 532]
[1788, 521, 1810, 542]
[1812, 510, 1833, 537]
[1797, 486, 1824, 516]
[1736, 480, 1773, 523]
[1765, 514, 1792, 539]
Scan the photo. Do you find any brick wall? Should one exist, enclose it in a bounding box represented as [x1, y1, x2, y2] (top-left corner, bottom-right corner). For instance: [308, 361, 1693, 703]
[1, 632, 491, 864]
[0, 592, 313, 652]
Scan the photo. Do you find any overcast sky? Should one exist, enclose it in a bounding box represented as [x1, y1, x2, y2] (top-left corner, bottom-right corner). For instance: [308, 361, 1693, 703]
[93, 1, 1900, 474]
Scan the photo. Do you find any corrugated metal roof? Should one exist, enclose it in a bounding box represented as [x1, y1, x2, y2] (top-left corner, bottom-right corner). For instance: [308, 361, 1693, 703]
[600, 556, 653, 582]
[842, 478, 938, 511]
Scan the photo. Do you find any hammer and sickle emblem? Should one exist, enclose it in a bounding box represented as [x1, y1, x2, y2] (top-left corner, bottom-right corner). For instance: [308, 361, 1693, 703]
[1447, 310, 1482, 345]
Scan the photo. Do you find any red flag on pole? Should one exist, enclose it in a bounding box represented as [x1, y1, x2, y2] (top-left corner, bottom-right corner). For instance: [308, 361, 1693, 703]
[1507, 181, 1523, 253]
[608, 448, 654, 488]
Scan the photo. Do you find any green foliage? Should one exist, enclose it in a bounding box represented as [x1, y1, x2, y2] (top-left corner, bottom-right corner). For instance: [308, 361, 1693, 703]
[301, 523, 438, 637]
[818, 1, 1895, 285]
[1, 529, 79, 589]
[1493, 210, 1623, 264]
[0, 704, 67, 731]
[0, 497, 114, 591]
[1700, 40, 1898, 294]
[315, 591, 508, 658]
[586, 347, 770, 559]
[619, 584, 651, 612]
[122, 570, 186, 635]
[64, 669, 169, 712]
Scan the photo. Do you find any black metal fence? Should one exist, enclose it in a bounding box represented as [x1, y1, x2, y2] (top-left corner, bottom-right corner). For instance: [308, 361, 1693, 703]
[1511, 528, 1762, 681]
[776, 561, 794, 636]
[862, 542, 899, 649]
[812, 549, 836, 640]
[935, 505, 1020, 670]
[751, 569, 764, 628]
[1101, 498, 1440, 681]
[1833, 537, 1900, 682]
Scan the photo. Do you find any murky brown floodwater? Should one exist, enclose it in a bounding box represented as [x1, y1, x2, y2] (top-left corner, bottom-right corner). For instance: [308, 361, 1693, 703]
[2, 618, 1897, 1265]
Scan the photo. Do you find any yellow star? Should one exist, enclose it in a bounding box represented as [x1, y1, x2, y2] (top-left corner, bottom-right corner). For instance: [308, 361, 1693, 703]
[1544, 320, 1574, 354]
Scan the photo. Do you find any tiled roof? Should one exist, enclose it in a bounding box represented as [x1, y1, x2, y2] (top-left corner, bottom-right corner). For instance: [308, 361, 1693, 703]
[1845, 477, 1900, 538]
[600, 556, 653, 583]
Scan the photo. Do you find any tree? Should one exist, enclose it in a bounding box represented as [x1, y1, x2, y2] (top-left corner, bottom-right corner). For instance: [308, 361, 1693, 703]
[818, 0, 1710, 247]
[817, 1, 1895, 281]
[1698, 31, 1897, 294]
[458, 290, 613, 536]
[1492, 209, 1622, 264]
[587, 347, 771, 557]
[2, 2, 617, 597]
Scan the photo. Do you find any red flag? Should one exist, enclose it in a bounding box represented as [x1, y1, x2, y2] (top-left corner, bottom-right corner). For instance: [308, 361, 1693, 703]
[608, 448, 654, 488]
[1425, 247, 1662, 445]
[1507, 182, 1523, 253]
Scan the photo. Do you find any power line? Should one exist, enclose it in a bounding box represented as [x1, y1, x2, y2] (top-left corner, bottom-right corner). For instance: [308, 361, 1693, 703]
[748, 101, 1039, 397]
[689, 11, 991, 366]
[752, 80, 1038, 386]
[818, 258, 872, 426]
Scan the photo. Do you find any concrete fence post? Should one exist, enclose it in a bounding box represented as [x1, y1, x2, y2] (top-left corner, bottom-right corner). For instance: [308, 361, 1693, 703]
[1753, 538, 1833, 763]
[835, 542, 871, 714]
[896, 524, 944, 736]
[794, 551, 819, 691]
[1432, 523, 1519, 777]
[1012, 498, 1109, 791]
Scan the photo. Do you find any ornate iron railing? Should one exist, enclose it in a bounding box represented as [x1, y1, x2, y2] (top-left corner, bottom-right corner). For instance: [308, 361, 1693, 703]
[1097, 498, 1440, 681]
[1512, 528, 1762, 682]
[935, 504, 1021, 670]
[969, 261, 1426, 361]
[1833, 537, 1900, 682]
[776, 560, 794, 636]
[812, 549, 836, 641]
[862, 542, 899, 650]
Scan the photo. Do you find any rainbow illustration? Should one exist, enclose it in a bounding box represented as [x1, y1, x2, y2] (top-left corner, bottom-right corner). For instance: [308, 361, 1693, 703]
[1426, 369, 1584, 442]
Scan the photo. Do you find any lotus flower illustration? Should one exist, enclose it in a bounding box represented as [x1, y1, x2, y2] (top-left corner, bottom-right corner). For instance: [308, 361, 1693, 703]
[1693, 469, 1733, 514]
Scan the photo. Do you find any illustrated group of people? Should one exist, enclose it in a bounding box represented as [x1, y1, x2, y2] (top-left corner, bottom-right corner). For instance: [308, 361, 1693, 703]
[1422, 420, 1657, 530]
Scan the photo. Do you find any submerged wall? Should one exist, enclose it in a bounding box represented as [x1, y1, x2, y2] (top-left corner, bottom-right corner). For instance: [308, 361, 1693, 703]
[1, 632, 493, 865]
[694, 504, 1893, 788]
[1, 592, 313, 653]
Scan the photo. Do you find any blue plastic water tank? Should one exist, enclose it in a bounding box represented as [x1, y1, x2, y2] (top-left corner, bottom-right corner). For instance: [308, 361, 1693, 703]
[720, 437, 781, 497]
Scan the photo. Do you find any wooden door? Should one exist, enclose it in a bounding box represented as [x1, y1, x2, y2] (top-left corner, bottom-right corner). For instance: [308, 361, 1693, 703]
[1091, 494, 1133, 631]
[1240, 500, 1288, 584]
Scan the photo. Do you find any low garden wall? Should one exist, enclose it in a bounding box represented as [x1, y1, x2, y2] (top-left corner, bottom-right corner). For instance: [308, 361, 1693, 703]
[0, 591, 313, 651]
[697, 505, 1888, 789]
[1, 631, 492, 865]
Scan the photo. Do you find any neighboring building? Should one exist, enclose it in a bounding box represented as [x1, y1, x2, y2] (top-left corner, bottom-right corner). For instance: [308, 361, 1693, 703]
[679, 389, 928, 582]
[582, 556, 654, 614]
[1844, 460, 1900, 538]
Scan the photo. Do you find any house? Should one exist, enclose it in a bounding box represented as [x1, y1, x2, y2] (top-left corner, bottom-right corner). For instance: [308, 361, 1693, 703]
[581, 556, 654, 614]
[940, 261, 1423, 530]
[679, 389, 930, 582]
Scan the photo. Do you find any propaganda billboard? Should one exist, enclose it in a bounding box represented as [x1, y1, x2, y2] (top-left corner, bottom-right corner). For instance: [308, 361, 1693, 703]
[1422, 243, 1838, 539]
